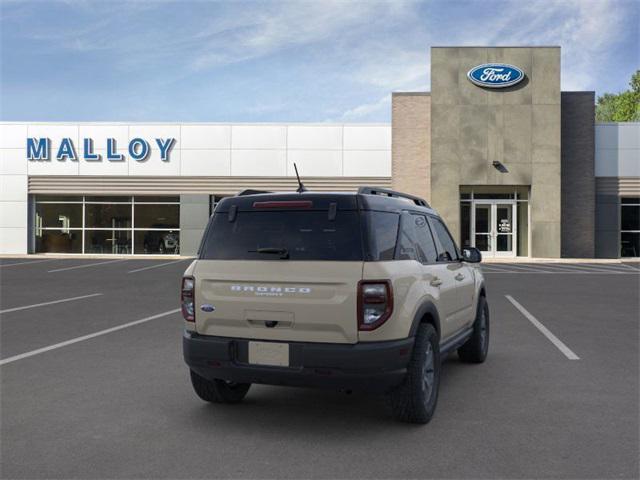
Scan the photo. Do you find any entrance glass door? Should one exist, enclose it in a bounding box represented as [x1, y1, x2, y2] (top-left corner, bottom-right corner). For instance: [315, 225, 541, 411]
[473, 201, 517, 257]
[474, 204, 492, 255]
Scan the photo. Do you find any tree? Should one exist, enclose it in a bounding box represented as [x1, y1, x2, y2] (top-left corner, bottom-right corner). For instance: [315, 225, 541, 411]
[596, 70, 640, 122]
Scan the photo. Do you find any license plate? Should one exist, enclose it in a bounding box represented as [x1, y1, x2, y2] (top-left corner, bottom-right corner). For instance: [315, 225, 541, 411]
[248, 341, 289, 367]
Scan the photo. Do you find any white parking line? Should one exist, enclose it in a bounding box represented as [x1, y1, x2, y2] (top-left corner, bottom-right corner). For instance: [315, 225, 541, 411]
[0, 259, 57, 268]
[505, 295, 580, 360]
[127, 259, 188, 274]
[538, 263, 628, 273]
[48, 259, 127, 273]
[486, 264, 557, 273]
[0, 293, 103, 315]
[0, 308, 181, 366]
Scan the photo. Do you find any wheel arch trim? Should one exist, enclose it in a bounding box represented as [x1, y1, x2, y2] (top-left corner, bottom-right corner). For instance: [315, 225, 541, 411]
[409, 301, 441, 339]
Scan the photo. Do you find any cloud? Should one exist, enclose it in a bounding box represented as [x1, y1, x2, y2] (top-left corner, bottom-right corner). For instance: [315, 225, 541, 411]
[339, 94, 391, 121]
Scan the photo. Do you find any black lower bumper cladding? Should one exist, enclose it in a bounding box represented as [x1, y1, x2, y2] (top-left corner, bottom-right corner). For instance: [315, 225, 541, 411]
[183, 331, 414, 392]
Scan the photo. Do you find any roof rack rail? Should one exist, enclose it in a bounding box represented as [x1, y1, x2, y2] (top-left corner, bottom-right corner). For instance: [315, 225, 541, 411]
[237, 189, 272, 196]
[358, 186, 430, 208]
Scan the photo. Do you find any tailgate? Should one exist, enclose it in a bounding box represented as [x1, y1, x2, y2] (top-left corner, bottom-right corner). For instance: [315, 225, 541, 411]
[194, 260, 363, 344]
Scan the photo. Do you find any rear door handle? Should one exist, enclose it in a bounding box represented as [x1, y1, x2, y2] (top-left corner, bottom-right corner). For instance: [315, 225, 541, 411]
[430, 277, 443, 287]
[455, 273, 465, 281]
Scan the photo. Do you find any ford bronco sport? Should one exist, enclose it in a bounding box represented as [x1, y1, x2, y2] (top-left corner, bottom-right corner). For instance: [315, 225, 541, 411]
[182, 187, 488, 424]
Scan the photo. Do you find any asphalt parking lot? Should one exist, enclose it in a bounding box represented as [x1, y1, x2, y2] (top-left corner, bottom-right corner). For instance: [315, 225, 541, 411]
[1, 258, 638, 479]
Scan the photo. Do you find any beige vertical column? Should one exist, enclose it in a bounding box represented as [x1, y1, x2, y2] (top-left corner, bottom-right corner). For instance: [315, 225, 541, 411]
[391, 93, 431, 202]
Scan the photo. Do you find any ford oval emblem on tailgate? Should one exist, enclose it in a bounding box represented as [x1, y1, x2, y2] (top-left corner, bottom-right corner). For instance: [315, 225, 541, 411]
[200, 304, 215, 312]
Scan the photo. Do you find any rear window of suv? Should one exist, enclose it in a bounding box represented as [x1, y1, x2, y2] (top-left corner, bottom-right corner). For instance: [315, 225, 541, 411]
[199, 210, 364, 261]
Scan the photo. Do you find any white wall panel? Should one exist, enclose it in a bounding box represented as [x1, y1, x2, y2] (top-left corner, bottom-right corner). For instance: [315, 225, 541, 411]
[128, 124, 181, 150]
[595, 149, 618, 177]
[0, 149, 27, 175]
[287, 126, 342, 150]
[595, 123, 640, 178]
[0, 227, 27, 254]
[181, 150, 231, 176]
[595, 125, 618, 150]
[343, 150, 392, 176]
[287, 151, 343, 176]
[618, 124, 640, 149]
[27, 158, 80, 175]
[0, 124, 28, 148]
[619, 149, 640, 177]
[78, 151, 129, 176]
[232, 125, 287, 149]
[128, 149, 181, 176]
[0, 174, 28, 201]
[78, 125, 128, 154]
[0, 201, 27, 228]
[344, 126, 391, 150]
[231, 150, 287, 176]
[27, 124, 79, 148]
[181, 125, 231, 149]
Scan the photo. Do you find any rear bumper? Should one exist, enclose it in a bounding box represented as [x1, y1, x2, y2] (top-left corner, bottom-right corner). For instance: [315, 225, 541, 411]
[183, 331, 414, 393]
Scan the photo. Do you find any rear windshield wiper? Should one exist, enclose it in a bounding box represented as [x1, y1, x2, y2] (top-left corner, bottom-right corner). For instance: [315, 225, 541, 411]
[250, 247, 290, 259]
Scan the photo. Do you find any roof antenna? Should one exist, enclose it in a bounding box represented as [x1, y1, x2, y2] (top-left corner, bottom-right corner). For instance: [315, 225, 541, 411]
[293, 163, 307, 193]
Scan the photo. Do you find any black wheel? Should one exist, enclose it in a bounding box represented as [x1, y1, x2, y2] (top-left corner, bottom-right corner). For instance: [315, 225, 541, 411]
[388, 323, 440, 424]
[189, 370, 251, 404]
[458, 295, 489, 363]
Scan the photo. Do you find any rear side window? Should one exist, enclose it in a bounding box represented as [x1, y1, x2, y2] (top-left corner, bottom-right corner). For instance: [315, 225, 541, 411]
[396, 213, 438, 263]
[429, 217, 459, 261]
[200, 210, 363, 261]
[362, 211, 399, 261]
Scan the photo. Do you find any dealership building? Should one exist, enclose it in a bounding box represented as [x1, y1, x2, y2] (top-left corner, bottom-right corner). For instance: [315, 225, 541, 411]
[0, 46, 638, 258]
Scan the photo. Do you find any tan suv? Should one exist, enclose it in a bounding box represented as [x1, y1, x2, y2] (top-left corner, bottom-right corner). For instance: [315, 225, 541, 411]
[182, 187, 489, 424]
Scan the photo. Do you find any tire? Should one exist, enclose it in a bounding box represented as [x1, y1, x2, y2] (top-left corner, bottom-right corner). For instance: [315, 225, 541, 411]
[458, 295, 490, 363]
[388, 323, 441, 424]
[189, 370, 251, 404]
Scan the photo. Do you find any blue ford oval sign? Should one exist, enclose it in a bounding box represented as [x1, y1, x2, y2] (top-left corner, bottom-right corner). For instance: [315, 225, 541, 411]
[200, 304, 215, 312]
[467, 63, 524, 88]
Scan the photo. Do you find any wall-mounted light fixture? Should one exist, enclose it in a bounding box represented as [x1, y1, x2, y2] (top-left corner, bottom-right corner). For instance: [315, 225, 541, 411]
[492, 160, 509, 173]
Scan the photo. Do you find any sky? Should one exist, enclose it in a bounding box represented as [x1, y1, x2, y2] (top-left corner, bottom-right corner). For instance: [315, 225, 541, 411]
[1, 0, 638, 122]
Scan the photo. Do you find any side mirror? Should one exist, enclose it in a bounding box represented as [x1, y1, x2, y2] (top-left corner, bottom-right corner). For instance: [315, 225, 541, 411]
[461, 247, 482, 263]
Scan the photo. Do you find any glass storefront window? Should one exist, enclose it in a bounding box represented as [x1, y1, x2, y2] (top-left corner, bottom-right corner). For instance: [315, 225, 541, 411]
[460, 203, 471, 248]
[621, 232, 639, 258]
[84, 230, 132, 254]
[35, 230, 82, 253]
[85, 196, 132, 203]
[134, 195, 179, 203]
[34, 195, 181, 254]
[134, 231, 180, 254]
[621, 198, 640, 257]
[85, 203, 132, 229]
[36, 203, 82, 229]
[134, 204, 179, 229]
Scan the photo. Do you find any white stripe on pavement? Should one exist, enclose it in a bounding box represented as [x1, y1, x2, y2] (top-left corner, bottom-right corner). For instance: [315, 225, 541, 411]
[536, 263, 628, 273]
[0, 259, 57, 268]
[48, 259, 127, 273]
[505, 295, 580, 360]
[0, 293, 103, 315]
[0, 308, 181, 366]
[485, 271, 638, 275]
[486, 264, 557, 273]
[127, 259, 187, 274]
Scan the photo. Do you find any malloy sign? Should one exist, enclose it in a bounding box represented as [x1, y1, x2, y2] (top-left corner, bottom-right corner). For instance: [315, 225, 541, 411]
[26, 137, 176, 162]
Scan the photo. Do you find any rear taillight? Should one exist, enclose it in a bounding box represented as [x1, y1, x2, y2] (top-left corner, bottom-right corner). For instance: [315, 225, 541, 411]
[181, 276, 195, 322]
[358, 280, 393, 331]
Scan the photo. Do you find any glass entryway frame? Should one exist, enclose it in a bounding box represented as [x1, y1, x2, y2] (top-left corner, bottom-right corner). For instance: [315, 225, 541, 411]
[472, 200, 517, 257]
[460, 186, 530, 258]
